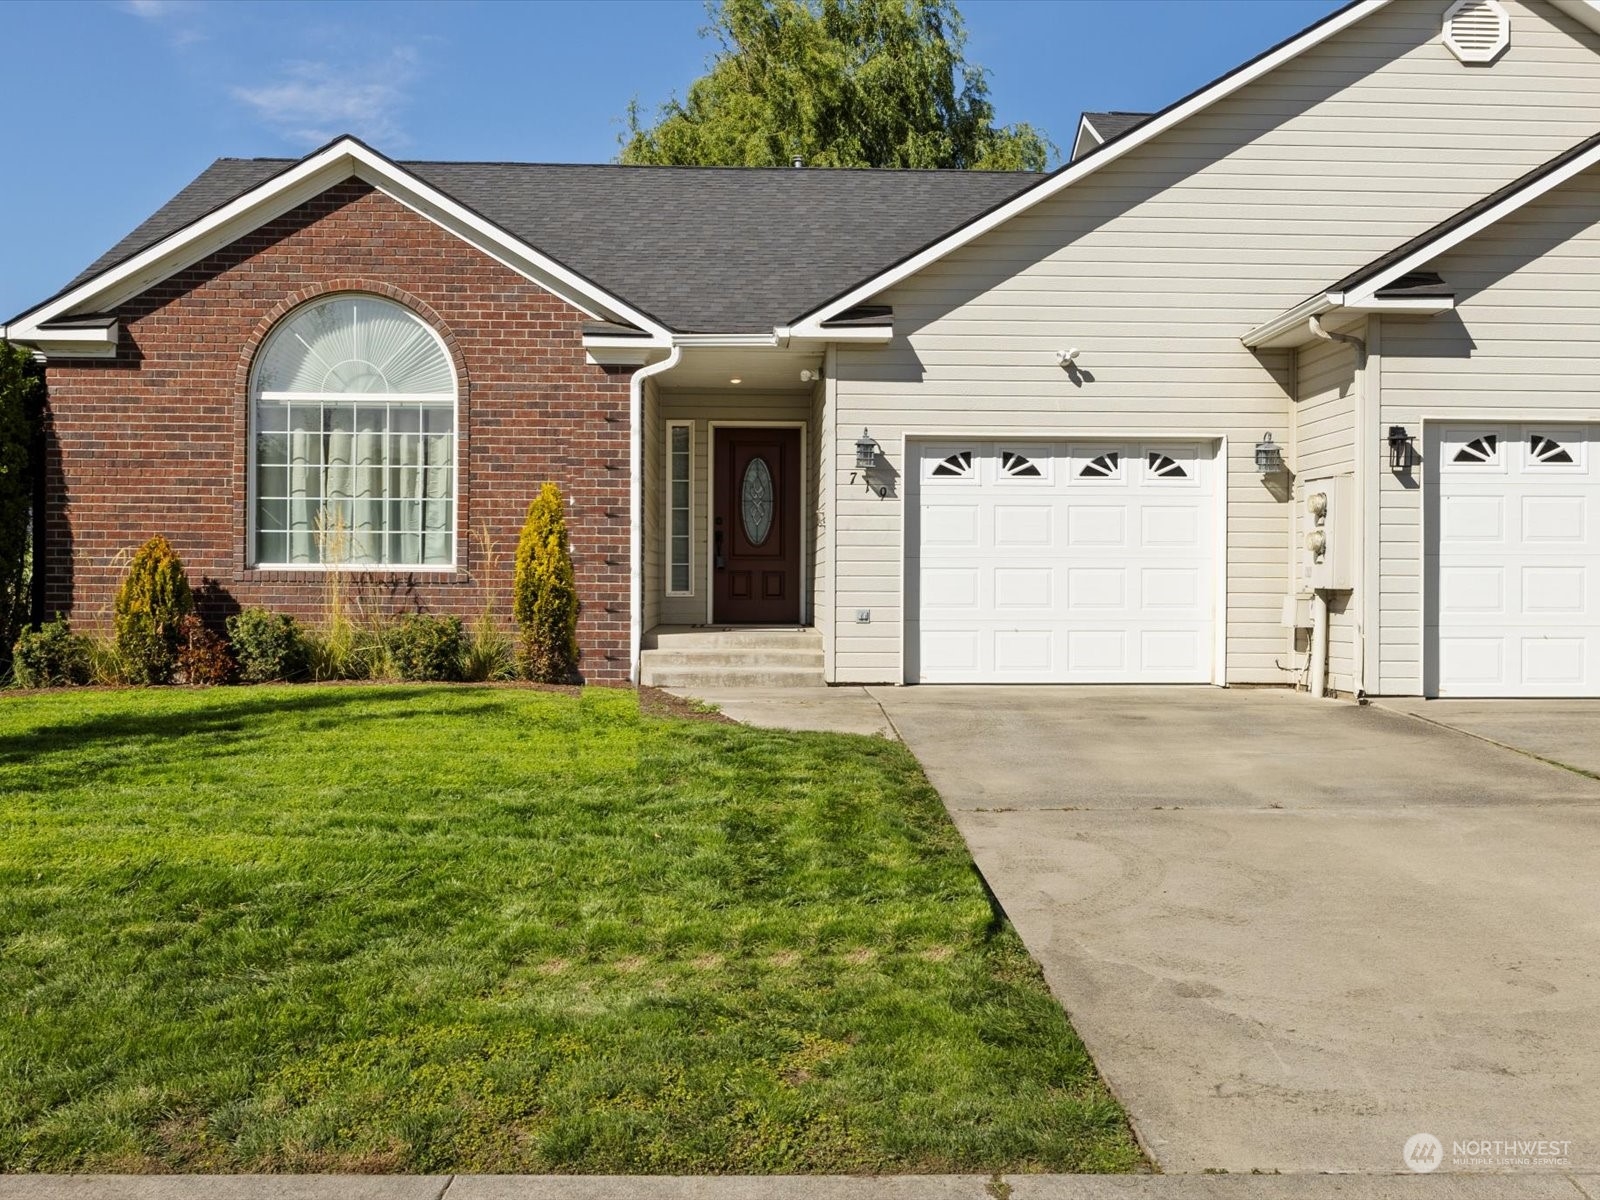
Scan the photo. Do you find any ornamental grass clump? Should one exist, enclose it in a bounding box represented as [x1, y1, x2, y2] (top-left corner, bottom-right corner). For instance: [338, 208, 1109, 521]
[513, 483, 579, 683]
[113, 535, 194, 684]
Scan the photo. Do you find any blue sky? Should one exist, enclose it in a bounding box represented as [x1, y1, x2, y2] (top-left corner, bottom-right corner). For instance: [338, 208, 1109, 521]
[1, 0, 1340, 320]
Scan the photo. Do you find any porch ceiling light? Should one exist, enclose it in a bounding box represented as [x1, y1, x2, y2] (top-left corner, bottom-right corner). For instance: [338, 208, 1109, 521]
[1254, 432, 1283, 474]
[855, 428, 879, 470]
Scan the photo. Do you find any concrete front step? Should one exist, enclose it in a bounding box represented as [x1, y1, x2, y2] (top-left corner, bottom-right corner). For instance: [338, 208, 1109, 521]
[641, 665, 825, 689]
[644, 627, 821, 652]
[640, 627, 826, 689]
[643, 649, 823, 670]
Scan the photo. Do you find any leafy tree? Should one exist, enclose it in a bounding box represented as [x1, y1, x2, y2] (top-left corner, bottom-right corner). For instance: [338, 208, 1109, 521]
[620, 0, 1053, 170]
[513, 483, 580, 683]
[0, 341, 42, 667]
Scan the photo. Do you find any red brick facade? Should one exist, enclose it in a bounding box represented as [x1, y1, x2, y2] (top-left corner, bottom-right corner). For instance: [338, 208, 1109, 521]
[41, 180, 636, 682]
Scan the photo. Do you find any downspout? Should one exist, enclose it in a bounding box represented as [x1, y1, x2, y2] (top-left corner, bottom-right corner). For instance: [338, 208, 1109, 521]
[628, 345, 682, 684]
[1307, 315, 1367, 699]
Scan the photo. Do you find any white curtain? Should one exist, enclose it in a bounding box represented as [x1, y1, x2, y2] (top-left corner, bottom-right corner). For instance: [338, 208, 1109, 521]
[266, 400, 453, 567]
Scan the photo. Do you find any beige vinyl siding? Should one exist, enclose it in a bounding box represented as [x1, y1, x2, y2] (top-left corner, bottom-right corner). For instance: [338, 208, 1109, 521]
[830, 0, 1600, 685]
[1293, 336, 1360, 694]
[642, 375, 663, 634]
[653, 390, 812, 627]
[1375, 159, 1600, 695]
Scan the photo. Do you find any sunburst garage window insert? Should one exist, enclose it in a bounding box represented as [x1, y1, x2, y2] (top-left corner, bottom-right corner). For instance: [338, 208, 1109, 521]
[251, 296, 457, 568]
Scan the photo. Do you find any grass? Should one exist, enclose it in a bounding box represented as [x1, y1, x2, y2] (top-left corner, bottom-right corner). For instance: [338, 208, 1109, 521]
[0, 685, 1142, 1175]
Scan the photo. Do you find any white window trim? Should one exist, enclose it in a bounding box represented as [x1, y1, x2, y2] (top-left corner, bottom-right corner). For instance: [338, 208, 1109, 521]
[247, 294, 460, 573]
[665, 419, 694, 597]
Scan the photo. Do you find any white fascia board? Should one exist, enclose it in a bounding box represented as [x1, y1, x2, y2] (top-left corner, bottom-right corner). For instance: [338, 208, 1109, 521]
[585, 346, 659, 367]
[8, 137, 673, 352]
[1343, 139, 1600, 305]
[1551, 0, 1600, 35]
[672, 332, 778, 347]
[1242, 291, 1452, 349]
[1241, 293, 1338, 349]
[788, 0, 1390, 335]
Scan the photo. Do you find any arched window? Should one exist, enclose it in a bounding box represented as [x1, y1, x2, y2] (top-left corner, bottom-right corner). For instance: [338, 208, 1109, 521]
[251, 295, 456, 568]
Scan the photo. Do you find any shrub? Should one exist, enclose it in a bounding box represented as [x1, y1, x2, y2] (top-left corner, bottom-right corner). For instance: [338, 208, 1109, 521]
[389, 613, 465, 682]
[175, 614, 234, 686]
[227, 608, 309, 683]
[11, 616, 90, 687]
[513, 483, 579, 683]
[114, 536, 194, 684]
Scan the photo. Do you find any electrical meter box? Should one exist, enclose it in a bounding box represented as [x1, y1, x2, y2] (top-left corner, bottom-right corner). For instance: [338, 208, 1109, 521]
[1301, 475, 1355, 591]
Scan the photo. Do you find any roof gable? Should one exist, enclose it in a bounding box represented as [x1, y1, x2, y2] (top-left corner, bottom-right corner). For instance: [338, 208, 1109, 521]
[6, 137, 678, 354]
[1244, 128, 1600, 348]
[14, 146, 1036, 342]
[785, 0, 1395, 336]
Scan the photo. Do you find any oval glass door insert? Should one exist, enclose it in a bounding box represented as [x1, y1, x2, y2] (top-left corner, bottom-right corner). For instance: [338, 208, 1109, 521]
[741, 456, 775, 545]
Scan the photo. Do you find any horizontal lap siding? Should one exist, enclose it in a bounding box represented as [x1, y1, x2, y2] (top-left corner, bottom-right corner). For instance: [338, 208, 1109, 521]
[653, 391, 811, 627]
[1377, 162, 1600, 695]
[830, 0, 1600, 686]
[1294, 337, 1360, 693]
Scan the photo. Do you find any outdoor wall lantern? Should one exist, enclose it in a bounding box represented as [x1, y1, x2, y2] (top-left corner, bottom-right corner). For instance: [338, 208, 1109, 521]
[1387, 425, 1416, 471]
[1254, 432, 1283, 474]
[855, 428, 879, 470]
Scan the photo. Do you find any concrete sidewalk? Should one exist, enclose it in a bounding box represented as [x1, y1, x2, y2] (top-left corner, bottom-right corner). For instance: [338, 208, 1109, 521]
[3, 1175, 1597, 1199]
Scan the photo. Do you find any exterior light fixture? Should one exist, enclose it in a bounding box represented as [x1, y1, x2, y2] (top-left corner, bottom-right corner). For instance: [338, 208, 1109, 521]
[1387, 425, 1415, 471]
[855, 428, 878, 470]
[1254, 432, 1283, 474]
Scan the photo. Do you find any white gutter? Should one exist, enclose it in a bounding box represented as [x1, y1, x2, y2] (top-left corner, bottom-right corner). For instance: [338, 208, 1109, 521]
[627, 345, 682, 683]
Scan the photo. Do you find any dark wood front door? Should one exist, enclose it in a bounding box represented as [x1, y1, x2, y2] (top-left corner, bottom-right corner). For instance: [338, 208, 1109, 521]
[714, 427, 801, 623]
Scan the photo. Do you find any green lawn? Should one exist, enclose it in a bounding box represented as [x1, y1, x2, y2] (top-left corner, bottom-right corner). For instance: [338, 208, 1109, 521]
[0, 685, 1141, 1174]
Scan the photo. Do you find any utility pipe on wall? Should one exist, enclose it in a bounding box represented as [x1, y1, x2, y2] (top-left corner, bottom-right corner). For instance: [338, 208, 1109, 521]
[1309, 590, 1330, 699]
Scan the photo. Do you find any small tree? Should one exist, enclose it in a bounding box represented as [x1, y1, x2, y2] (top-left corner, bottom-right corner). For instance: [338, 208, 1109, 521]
[114, 535, 195, 684]
[513, 483, 579, 683]
[0, 342, 42, 670]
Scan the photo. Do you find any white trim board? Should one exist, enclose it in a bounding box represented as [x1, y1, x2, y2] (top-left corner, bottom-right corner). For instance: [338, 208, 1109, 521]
[785, 0, 1391, 339]
[5, 136, 673, 355]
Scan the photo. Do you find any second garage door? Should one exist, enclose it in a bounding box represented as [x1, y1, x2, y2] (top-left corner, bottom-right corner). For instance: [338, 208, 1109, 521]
[1430, 423, 1600, 696]
[907, 440, 1218, 683]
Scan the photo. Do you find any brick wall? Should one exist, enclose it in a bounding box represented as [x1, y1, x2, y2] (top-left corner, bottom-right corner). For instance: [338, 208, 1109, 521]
[40, 179, 636, 682]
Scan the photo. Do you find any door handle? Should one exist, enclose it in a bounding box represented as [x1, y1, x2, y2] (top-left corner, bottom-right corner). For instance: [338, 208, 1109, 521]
[714, 527, 726, 570]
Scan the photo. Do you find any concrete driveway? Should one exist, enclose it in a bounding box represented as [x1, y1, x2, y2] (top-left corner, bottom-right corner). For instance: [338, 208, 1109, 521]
[868, 686, 1600, 1175]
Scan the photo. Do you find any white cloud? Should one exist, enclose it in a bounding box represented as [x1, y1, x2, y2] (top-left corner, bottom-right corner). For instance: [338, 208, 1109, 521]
[231, 48, 419, 147]
[120, 0, 207, 47]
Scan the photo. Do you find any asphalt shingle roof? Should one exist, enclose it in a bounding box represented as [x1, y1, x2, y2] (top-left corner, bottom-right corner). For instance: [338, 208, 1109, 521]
[58, 158, 1039, 334]
[1081, 111, 1151, 143]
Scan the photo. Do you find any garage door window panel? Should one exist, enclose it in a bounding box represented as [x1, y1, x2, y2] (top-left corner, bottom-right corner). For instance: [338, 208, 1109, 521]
[1071, 447, 1128, 485]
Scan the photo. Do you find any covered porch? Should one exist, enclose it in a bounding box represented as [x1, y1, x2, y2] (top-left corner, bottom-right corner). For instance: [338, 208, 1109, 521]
[639, 343, 832, 684]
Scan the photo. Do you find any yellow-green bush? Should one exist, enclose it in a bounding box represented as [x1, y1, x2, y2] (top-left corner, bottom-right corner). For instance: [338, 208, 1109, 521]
[512, 482, 579, 682]
[113, 535, 194, 684]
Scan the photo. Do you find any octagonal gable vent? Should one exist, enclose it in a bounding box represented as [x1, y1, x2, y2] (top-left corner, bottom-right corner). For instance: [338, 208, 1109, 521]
[1442, 0, 1510, 63]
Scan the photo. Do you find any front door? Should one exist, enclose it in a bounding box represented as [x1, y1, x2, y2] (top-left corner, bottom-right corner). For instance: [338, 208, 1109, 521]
[714, 427, 801, 623]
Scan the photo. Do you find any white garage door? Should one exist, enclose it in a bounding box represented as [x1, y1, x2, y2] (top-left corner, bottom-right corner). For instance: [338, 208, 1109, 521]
[1431, 423, 1600, 697]
[908, 440, 1218, 683]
